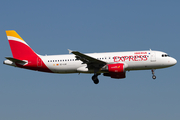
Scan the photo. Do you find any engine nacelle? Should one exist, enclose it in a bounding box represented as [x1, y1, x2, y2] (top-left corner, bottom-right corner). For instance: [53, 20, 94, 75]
[108, 63, 124, 73]
[103, 63, 126, 79]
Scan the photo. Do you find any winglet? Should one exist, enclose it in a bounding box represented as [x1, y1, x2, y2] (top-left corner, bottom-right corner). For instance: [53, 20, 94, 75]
[68, 49, 73, 54]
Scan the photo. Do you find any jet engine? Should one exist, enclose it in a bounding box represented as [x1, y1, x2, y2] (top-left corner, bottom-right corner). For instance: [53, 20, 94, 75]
[102, 63, 126, 79]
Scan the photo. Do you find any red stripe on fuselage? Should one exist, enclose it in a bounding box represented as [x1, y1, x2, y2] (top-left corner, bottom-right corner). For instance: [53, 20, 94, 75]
[9, 40, 53, 73]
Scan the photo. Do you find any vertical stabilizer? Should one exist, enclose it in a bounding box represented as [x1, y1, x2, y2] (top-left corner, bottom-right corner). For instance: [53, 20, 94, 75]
[6, 30, 37, 60]
[5, 30, 52, 73]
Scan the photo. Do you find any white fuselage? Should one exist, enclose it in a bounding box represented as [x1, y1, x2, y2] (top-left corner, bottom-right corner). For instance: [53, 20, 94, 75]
[39, 50, 177, 73]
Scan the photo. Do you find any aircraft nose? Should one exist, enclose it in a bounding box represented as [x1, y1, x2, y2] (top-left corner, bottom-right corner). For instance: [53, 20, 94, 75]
[173, 58, 177, 65]
[171, 58, 177, 66]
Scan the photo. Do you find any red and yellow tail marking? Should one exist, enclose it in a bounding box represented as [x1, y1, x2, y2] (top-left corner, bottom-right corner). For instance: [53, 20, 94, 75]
[6, 30, 52, 73]
[6, 30, 24, 41]
[6, 30, 28, 46]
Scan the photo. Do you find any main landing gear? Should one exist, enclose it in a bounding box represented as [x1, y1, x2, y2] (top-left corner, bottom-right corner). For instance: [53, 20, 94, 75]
[92, 73, 100, 84]
[151, 69, 156, 79]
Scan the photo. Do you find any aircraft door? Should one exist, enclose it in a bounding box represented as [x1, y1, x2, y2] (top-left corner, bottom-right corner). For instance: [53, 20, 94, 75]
[37, 57, 42, 67]
[150, 52, 156, 62]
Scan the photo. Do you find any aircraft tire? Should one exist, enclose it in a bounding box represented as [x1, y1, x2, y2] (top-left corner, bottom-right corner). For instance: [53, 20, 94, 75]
[93, 79, 99, 84]
[152, 75, 156, 79]
[92, 75, 99, 84]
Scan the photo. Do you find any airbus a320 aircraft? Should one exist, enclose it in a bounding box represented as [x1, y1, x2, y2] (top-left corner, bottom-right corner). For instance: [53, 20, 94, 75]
[4, 30, 177, 84]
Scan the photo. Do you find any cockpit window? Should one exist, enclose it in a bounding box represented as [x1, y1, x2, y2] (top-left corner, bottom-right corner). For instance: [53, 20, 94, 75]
[162, 54, 169, 57]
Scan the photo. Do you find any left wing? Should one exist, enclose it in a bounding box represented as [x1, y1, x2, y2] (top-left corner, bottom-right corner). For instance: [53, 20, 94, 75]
[68, 49, 107, 69]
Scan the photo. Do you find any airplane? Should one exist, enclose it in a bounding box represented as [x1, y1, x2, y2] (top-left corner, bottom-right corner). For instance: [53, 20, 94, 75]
[3, 30, 177, 84]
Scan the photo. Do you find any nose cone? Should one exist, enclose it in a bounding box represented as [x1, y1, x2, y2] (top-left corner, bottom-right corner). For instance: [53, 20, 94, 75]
[163, 57, 177, 68]
[170, 57, 177, 66]
[168, 57, 177, 66]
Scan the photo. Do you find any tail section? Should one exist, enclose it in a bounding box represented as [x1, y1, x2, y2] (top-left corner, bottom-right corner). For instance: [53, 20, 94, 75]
[6, 30, 37, 60]
[5, 30, 52, 73]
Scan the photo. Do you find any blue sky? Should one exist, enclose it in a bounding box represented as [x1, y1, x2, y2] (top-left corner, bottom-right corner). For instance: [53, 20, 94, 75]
[0, 0, 180, 120]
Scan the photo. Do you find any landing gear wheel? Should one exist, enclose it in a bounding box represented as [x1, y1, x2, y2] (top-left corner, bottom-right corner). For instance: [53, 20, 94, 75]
[152, 75, 156, 79]
[151, 69, 156, 80]
[92, 75, 99, 84]
[93, 79, 99, 84]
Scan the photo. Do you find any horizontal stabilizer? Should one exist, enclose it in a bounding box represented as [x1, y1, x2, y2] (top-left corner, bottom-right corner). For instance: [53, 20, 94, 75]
[5, 57, 27, 64]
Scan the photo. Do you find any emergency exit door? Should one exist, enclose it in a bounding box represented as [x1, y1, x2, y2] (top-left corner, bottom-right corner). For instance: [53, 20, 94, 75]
[150, 52, 156, 62]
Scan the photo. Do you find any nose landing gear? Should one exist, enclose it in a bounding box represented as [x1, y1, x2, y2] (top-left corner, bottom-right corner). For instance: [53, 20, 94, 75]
[151, 69, 156, 79]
